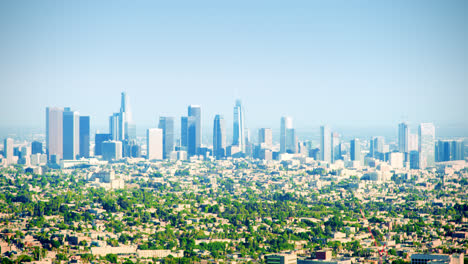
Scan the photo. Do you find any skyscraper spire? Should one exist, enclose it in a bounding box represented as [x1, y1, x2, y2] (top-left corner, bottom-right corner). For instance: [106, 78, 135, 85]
[233, 99, 245, 153]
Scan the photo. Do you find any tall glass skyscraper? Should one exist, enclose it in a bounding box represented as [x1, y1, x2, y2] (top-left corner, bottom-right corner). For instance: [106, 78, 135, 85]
[79, 116, 90, 158]
[320, 125, 331, 163]
[213, 115, 226, 159]
[419, 123, 435, 168]
[398, 122, 409, 153]
[159, 116, 175, 159]
[258, 128, 273, 148]
[63, 108, 80, 160]
[233, 100, 245, 153]
[188, 105, 201, 156]
[280, 116, 293, 153]
[46, 107, 64, 162]
[109, 92, 135, 141]
[350, 138, 361, 162]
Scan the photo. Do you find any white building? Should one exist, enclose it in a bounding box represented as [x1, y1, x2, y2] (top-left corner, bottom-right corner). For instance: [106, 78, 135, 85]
[147, 128, 163, 160]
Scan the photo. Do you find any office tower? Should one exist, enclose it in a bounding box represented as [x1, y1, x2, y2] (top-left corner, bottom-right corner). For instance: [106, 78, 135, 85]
[62, 108, 80, 160]
[409, 150, 420, 169]
[147, 128, 163, 160]
[180, 116, 188, 148]
[258, 128, 273, 148]
[419, 123, 435, 168]
[120, 92, 136, 140]
[408, 133, 418, 151]
[370, 136, 385, 158]
[436, 139, 465, 162]
[233, 99, 245, 152]
[280, 116, 293, 153]
[109, 113, 121, 141]
[3, 138, 13, 164]
[331, 132, 341, 162]
[102, 141, 122, 161]
[108, 92, 135, 142]
[158, 116, 175, 159]
[213, 115, 226, 159]
[95, 133, 111, 156]
[350, 138, 361, 161]
[320, 126, 331, 163]
[187, 105, 201, 156]
[398, 122, 409, 153]
[31, 141, 43, 154]
[452, 140, 465, 161]
[46, 107, 64, 161]
[389, 152, 404, 168]
[285, 128, 297, 153]
[79, 116, 90, 158]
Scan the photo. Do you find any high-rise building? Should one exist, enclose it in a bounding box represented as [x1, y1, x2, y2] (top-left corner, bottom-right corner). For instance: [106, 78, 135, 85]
[180, 116, 188, 149]
[258, 128, 273, 148]
[120, 92, 135, 140]
[158, 116, 175, 159]
[233, 100, 245, 152]
[3, 138, 13, 164]
[409, 150, 420, 169]
[320, 126, 331, 163]
[350, 138, 361, 161]
[79, 116, 90, 158]
[213, 115, 226, 159]
[280, 116, 293, 153]
[109, 92, 135, 142]
[436, 139, 465, 162]
[370, 136, 385, 158]
[102, 141, 122, 161]
[63, 108, 80, 160]
[285, 128, 297, 153]
[95, 133, 111, 156]
[331, 132, 341, 162]
[419, 123, 435, 168]
[109, 113, 121, 141]
[408, 133, 418, 151]
[31, 141, 43, 154]
[187, 105, 201, 156]
[398, 122, 409, 153]
[147, 128, 163, 160]
[46, 107, 64, 161]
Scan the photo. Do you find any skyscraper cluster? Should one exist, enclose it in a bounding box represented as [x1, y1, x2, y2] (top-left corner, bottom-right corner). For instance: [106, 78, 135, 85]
[0, 91, 455, 167]
[45, 107, 90, 163]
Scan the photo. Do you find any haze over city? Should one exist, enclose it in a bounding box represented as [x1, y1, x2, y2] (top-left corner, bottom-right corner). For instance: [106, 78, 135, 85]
[1, 0, 467, 139]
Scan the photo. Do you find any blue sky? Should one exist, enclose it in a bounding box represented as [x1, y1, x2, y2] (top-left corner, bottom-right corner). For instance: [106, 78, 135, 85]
[1, 0, 467, 138]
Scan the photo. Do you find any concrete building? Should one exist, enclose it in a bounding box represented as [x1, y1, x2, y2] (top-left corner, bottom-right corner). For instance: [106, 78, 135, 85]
[280, 116, 293, 153]
[102, 141, 122, 161]
[266, 254, 297, 264]
[159, 116, 175, 159]
[258, 128, 273, 148]
[147, 128, 163, 160]
[320, 126, 331, 163]
[233, 99, 245, 153]
[46, 107, 64, 162]
[62, 108, 80, 160]
[419, 123, 435, 168]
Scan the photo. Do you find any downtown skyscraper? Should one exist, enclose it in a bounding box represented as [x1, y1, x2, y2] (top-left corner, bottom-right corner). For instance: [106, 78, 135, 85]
[63, 107, 80, 160]
[147, 128, 163, 160]
[159, 116, 175, 159]
[187, 105, 201, 156]
[232, 100, 245, 153]
[109, 92, 135, 141]
[398, 122, 409, 153]
[79, 116, 90, 158]
[213, 115, 226, 159]
[419, 123, 435, 168]
[320, 125, 331, 163]
[280, 116, 293, 153]
[46, 107, 64, 162]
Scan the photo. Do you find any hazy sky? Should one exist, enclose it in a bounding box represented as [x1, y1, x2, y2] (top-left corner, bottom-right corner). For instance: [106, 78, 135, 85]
[1, 0, 467, 138]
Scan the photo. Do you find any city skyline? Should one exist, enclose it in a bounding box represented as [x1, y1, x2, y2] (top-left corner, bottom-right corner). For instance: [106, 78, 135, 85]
[0, 1, 467, 135]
